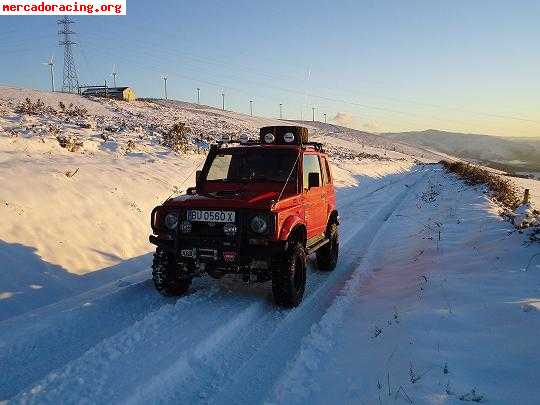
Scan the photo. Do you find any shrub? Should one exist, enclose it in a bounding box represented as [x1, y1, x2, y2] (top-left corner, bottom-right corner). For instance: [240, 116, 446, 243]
[441, 161, 520, 209]
[162, 122, 190, 153]
[56, 134, 83, 152]
[15, 98, 53, 115]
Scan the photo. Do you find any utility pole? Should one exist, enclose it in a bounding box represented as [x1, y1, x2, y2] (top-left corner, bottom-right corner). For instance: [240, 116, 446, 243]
[312, 107, 316, 122]
[324, 113, 327, 123]
[196, 87, 200, 104]
[250, 100, 253, 116]
[57, 17, 79, 93]
[279, 103, 283, 119]
[43, 56, 55, 92]
[161, 76, 168, 100]
[221, 92, 225, 110]
[111, 64, 118, 87]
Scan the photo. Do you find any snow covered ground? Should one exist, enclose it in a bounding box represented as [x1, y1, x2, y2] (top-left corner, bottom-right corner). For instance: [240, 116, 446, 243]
[1, 87, 540, 404]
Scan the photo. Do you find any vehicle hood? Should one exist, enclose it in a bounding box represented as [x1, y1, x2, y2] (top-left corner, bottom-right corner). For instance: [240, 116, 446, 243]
[165, 190, 280, 209]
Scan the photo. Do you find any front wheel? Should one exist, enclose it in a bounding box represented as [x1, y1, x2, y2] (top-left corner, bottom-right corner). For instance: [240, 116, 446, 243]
[152, 248, 192, 296]
[272, 241, 307, 308]
[316, 222, 339, 271]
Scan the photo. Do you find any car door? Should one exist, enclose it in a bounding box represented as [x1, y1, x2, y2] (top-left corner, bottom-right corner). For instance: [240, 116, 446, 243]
[302, 153, 326, 239]
[318, 155, 330, 226]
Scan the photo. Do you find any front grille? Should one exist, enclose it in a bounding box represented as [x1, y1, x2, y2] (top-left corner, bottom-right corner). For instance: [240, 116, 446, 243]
[191, 222, 227, 237]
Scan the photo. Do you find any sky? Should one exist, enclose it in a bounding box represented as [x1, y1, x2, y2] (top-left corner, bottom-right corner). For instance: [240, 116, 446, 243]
[1, 0, 539, 137]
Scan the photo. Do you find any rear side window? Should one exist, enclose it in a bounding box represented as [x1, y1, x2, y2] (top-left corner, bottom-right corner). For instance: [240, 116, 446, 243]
[303, 154, 322, 191]
[324, 158, 332, 184]
[320, 156, 328, 185]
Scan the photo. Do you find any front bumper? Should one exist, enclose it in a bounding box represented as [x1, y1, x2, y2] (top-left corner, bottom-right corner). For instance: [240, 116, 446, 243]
[149, 234, 284, 267]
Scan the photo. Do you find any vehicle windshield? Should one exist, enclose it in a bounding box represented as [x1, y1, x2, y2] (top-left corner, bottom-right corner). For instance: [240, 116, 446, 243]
[205, 148, 298, 183]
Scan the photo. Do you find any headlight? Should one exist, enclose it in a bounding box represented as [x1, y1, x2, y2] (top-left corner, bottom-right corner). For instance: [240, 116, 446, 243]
[179, 220, 192, 234]
[164, 212, 178, 230]
[250, 215, 268, 234]
[223, 223, 237, 236]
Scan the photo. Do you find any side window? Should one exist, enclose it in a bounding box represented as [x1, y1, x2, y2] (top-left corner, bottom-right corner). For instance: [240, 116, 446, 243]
[319, 156, 328, 185]
[303, 154, 322, 191]
[324, 158, 332, 184]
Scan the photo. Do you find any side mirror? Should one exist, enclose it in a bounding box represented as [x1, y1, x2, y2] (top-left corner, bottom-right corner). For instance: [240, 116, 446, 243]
[186, 187, 197, 195]
[308, 172, 320, 189]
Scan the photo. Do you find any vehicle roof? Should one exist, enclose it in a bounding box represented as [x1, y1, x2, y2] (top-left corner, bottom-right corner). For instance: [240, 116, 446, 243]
[216, 144, 326, 154]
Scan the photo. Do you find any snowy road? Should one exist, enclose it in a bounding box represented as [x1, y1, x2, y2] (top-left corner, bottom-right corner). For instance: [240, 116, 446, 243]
[2, 165, 540, 404]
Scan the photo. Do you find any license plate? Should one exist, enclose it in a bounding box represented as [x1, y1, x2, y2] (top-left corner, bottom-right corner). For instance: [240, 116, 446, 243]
[187, 210, 235, 223]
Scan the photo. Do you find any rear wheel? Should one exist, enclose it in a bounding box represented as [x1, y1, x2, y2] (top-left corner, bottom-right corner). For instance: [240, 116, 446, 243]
[152, 248, 192, 296]
[316, 222, 339, 271]
[272, 241, 307, 308]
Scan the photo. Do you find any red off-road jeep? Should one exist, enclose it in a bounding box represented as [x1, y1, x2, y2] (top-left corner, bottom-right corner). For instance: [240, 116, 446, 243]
[149, 125, 339, 307]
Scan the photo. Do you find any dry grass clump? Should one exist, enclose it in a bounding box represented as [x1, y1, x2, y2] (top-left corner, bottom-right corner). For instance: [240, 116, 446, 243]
[56, 134, 84, 152]
[441, 161, 520, 209]
[14, 98, 88, 118]
[162, 122, 190, 153]
[15, 98, 55, 115]
[58, 101, 88, 117]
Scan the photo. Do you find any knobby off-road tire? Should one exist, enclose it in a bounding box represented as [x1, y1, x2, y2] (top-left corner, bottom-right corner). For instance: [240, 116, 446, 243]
[316, 222, 339, 271]
[152, 248, 192, 296]
[272, 241, 307, 308]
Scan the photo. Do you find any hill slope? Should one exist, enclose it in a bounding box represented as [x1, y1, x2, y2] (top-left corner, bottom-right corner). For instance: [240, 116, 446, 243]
[384, 129, 540, 175]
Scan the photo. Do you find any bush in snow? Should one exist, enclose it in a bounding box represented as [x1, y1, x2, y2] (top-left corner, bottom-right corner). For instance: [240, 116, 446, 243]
[162, 122, 190, 153]
[15, 98, 55, 115]
[56, 134, 84, 152]
[58, 101, 88, 117]
[125, 139, 136, 154]
[441, 161, 520, 210]
[513, 204, 540, 228]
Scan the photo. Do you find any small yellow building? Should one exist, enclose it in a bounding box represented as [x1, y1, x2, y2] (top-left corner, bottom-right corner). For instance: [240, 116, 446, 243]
[82, 86, 137, 102]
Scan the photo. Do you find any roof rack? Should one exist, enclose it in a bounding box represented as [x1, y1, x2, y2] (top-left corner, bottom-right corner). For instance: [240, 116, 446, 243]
[212, 139, 325, 152]
[304, 142, 324, 152]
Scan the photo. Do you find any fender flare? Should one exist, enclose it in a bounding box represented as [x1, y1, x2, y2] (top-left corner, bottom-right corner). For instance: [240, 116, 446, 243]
[327, 209, 339, 226]
[279, 215, 306, 242]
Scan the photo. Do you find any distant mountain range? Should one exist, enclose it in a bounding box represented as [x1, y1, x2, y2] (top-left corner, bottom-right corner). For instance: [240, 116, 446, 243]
[383, 130, 540, 175]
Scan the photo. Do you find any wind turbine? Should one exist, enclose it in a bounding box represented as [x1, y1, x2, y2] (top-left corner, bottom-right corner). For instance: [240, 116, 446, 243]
[43, 55, 55, 92]
[161, 75, 168, 100]
[111, 64, 118, 87]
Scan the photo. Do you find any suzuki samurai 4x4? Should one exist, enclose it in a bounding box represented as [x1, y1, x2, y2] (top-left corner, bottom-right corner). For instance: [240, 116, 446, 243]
[149, 125, 339, 307]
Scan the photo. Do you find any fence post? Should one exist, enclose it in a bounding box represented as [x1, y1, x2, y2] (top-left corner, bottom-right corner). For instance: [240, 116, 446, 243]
[523, 189, 530, 204]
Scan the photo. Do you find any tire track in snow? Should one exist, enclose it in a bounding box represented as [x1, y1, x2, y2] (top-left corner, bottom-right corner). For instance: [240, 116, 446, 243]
[271, 170, 433, 404]
[135, 167, 431, 405]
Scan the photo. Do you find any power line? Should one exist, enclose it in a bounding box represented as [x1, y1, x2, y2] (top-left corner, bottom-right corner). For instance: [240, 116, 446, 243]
[80, 29, 540, 125]
[57, 17, 79, 93]
[79, 38, 540, 133]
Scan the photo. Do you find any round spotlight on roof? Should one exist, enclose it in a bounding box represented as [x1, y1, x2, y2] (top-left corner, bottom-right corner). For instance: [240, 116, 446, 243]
[239, 133, 249, 144]
[283, 132, 295, 143]
[264, 133, 275, 143]
[221, 134, 231, 142]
